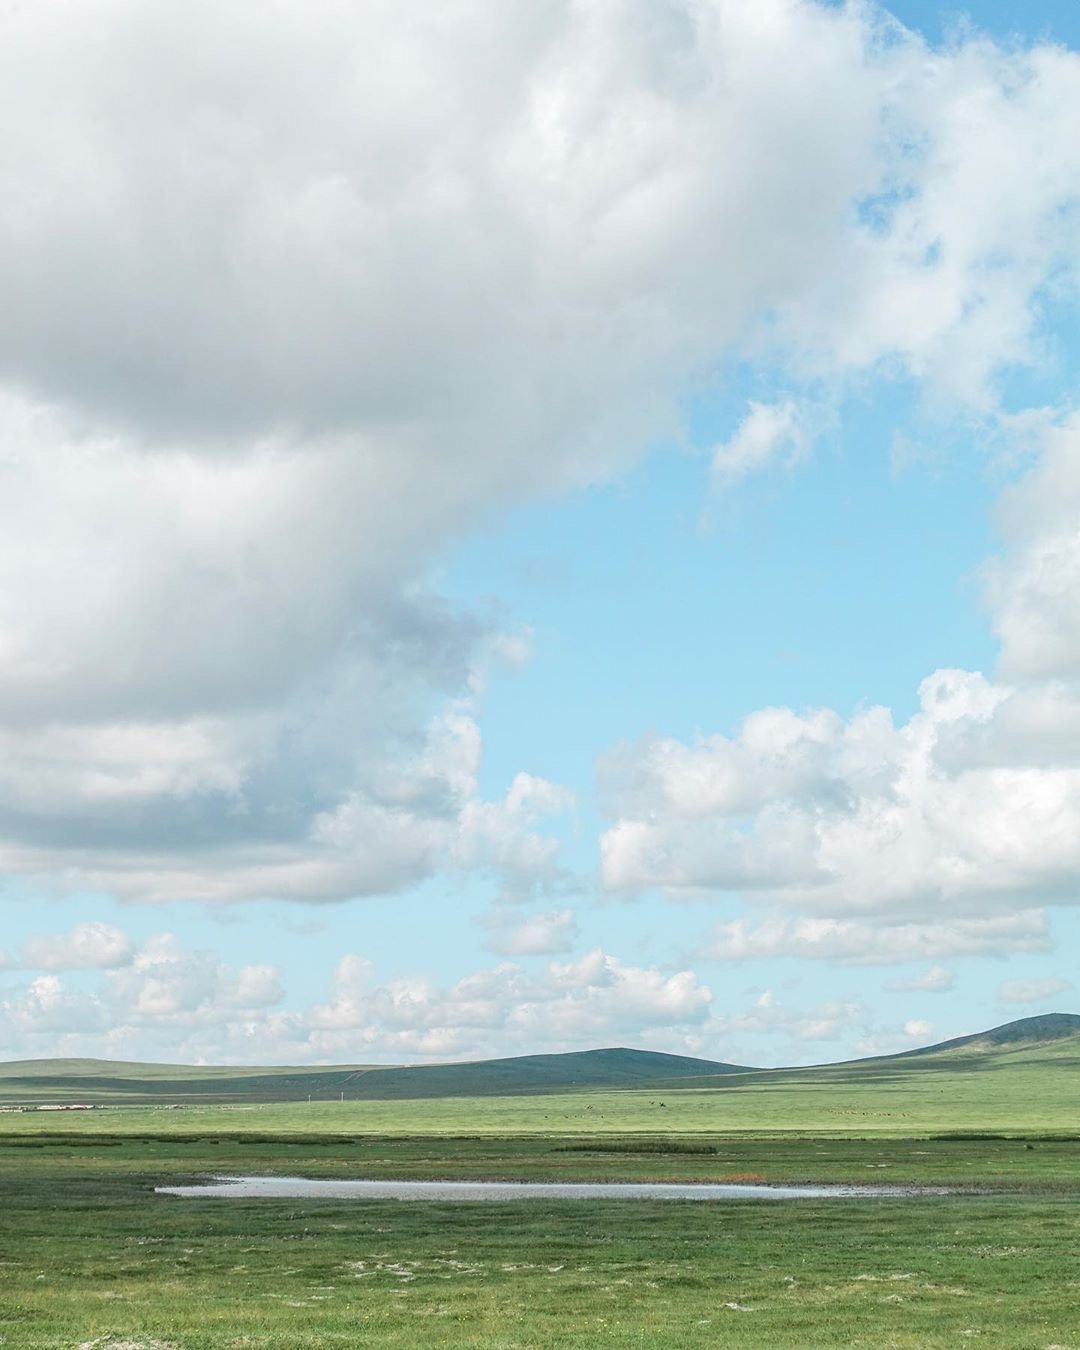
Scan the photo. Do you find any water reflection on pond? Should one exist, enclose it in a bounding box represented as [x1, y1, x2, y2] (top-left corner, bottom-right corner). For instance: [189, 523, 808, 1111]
[156, 1175, 948, 1202]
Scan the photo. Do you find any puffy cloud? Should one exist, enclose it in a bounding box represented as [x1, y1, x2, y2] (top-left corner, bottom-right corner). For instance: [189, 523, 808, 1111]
[0, 3, 1077, 906]
[714, 988, 868, 1047]
[708, 991, 945, 1063]
[0, 928, 713, 1064]
[996, 976, 1073, 1006]
[449, 771, 576, 901]
[119, 933, 286, 1017]
[21, 922, 133, 971]
[309, 946, 712, 1057]
[484, 907, 579, 956]
[601, 408, 1080, 965]
[530, 948, 713, 1036]
[853, 1019, 940, 1057]
[704, 914, 1049, 965]
[710, 401, 811, 483]
[0, 706, 571, 904]
[0, 929, 287, 1060]
[886, 966, 956, 994]
[778, 33, 1080, 406]
[903, 1019, 933, 1040]
[601, 669, 1080, 919]
[3, 1, 1076, 435]
[0, 922, 979, 1066]
[0, 2, 981, 436]
[5, 976, 108, 1039]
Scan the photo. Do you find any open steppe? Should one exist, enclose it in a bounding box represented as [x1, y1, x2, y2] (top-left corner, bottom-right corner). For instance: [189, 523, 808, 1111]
[3, 1015, 1080, 1348]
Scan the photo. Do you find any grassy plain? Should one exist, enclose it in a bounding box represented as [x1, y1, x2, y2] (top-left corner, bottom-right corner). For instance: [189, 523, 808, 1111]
[4, 1034, 1080, 1347]
[3, 1134, 1080, 1348]
[5, 1036, 1080, 1139]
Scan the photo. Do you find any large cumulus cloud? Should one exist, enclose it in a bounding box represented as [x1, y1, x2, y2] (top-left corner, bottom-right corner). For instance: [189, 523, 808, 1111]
[1, 1, 1078, 904]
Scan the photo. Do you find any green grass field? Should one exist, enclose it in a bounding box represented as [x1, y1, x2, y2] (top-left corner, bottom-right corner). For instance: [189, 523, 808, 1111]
[4, 1022, 1080, 1347]
[5, 1034, 1080, 1140]
[3, 1015, 1076, 1108]
[3, 1132, 1080, 1348]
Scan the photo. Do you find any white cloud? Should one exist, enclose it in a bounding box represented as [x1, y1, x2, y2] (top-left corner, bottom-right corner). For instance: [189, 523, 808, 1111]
[0, 929, 288, 1060]
[227, 964, 286, 1010]
[489, 630, 535, 673]
[705, 914, 1048, 966]
[0, 708, 572, 905]
[709, 991, 947, 1064]
[710, 401, 811, 482]
[0, 4, 1076, 905]
[601, 667, 1080, 918]
[309, 945, 713, 1056]
[0, 929, 714, 1064]
[903, 1018, 933, 1040]
[449, 769, 577, 902]
[6, 976, 108, 1039]
[0, 922, 982, 1067]
[484, 907, 579, 956]
[21, 922, 134, 971]
[996, 976, 1073, 1006]
[886, 966, 956, 994]
[120, 933, 286, 1018]
[778, 32, 1080, 406]
[714, 989, 868, 1047]
[601, 407, 1080, 967]
[854, 1019, 940, 1057]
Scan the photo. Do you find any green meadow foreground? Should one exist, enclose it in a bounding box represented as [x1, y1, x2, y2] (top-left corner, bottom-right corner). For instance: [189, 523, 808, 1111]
[4, 1134, 1080, 1348]
[3, 1018, 1080, 1348]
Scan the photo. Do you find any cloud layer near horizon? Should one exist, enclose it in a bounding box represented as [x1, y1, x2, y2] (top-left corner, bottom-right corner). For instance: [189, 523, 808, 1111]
[0, 918, 943, 1067]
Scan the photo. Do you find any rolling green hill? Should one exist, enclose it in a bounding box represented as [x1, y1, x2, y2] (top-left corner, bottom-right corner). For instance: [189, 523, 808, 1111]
[895, 1011, 1080, 1056]
[2, 1015, 1078, 1110]
[633, 1012, 1080, 1093]
[0, 1046, 744, 1106]
[321, 1047, 748, 1101]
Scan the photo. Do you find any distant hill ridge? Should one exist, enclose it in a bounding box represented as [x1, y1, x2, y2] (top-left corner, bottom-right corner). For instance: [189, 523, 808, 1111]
[347, 1047, 749, 1099]
[895, 1011, 1080, 1057]
[1, 1016, 1077, 1105]
[0, 1046, 746, 1106]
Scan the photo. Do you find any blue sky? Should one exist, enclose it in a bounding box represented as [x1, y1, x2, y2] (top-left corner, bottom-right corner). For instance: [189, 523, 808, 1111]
[1, 0, 1079, 1067]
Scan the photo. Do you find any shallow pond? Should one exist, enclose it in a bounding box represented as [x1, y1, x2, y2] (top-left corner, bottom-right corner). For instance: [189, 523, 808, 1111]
[156, 1175, 949, 1201]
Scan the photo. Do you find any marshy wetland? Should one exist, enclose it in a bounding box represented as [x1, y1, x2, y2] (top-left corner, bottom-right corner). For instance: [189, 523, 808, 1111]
[4, 1030, 1080, 1346]
[2, 1133, 1080, 1348]
[3, 1132, 1080, 1349]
